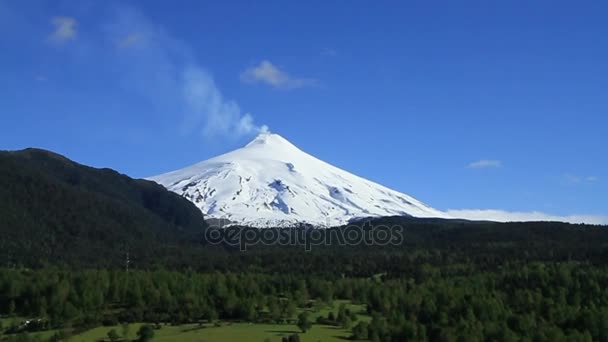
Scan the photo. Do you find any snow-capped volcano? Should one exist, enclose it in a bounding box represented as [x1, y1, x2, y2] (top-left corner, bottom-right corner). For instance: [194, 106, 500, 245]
[149, 133, 449, 227]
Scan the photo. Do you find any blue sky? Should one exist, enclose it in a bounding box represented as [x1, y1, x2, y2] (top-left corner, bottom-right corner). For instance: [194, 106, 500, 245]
[1, 0, 607, 223]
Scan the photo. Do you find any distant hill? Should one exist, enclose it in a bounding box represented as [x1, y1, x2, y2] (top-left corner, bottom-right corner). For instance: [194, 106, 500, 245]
[0, 148, 207, 267]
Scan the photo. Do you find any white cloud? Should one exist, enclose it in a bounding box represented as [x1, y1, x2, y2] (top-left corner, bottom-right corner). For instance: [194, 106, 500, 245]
[240, 60, 317, 89]
[563, 174, 599, 184]
[446, 209, 608, 225]
[321, 48, 337, 57]
[564, 174, 582, 184]
[468, 159, 502, 169]
[49, 16, 77, 44]
[117, 32, 142, 48]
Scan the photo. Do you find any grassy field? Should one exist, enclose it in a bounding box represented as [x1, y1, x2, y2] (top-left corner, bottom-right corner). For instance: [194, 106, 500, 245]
[72, 323, 354, 342]
[0, 316, 25, 329]
[2, 301, 367, 341]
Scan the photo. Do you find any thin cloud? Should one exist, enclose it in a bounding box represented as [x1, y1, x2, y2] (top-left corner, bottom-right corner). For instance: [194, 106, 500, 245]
[468, 159, 502, 169]
[48, 16, 77, 44]
[321, 48, 337, 57]
[240, 60, 317, 89]
[117, 32, 142, 48]
[563, 173, 599, 185]
[446, 209, 608, 225]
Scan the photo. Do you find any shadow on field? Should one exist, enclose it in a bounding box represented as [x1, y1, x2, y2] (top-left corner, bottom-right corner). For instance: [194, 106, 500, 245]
[267, 329, 300, 335]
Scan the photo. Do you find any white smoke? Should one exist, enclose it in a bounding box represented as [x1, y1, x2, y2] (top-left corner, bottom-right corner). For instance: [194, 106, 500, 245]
[103, 6, 266, 140]
[182, 67, 266, 139]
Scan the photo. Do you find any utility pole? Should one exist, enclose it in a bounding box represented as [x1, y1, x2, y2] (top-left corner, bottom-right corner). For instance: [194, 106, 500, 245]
[125, 250, 130, 273]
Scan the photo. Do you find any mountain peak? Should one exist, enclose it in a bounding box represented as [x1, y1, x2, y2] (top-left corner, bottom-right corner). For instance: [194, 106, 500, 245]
[150, 132, 448, 227]
[246, 132, 292, 147]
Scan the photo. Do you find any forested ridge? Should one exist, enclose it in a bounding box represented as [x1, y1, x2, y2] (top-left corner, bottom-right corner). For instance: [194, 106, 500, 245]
[3, 220, 608, 341]
[2, 148, 608, 341]
[0, 148, 207, 267]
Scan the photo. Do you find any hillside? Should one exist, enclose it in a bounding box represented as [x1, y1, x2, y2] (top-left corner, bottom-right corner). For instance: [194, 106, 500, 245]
[0, 148, 207, 267]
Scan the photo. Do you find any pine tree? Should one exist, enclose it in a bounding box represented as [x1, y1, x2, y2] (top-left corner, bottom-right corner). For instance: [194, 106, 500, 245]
[297, 312, 311, 333]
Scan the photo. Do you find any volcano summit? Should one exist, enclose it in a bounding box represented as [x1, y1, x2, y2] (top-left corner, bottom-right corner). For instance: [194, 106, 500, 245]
[150, 133, 449, 227]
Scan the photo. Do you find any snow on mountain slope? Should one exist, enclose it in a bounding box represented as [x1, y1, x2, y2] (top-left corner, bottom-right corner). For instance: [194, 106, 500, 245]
[149, 133, 450, 227]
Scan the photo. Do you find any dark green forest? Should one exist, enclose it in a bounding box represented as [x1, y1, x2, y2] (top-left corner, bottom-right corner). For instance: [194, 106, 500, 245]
[1, 149, 608, 341]
[0, 148, 207, 267]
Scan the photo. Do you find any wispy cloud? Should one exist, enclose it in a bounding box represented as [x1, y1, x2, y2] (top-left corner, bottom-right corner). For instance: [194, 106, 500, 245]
[563, 174, 599, 185]
[321, 48, 337, 57]
[468, 159, 502, 169]
[446, 209, 608, 225]
[240, 60, 317, 89]
[48, 16, 77, 44]
[117, 32, 142, 48]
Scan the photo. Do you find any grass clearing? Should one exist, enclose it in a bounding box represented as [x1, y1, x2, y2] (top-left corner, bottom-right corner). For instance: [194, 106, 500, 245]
[2, 301, 368, 341]
[69, 323, 354, 342]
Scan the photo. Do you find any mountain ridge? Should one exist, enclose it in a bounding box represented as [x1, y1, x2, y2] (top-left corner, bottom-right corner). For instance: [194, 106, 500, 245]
[0, 147, 207, 267]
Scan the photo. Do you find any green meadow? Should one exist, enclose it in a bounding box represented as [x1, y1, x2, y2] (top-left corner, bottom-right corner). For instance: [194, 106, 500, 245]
[2, 301, 368, 342]
[72, 323, 352, 342]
